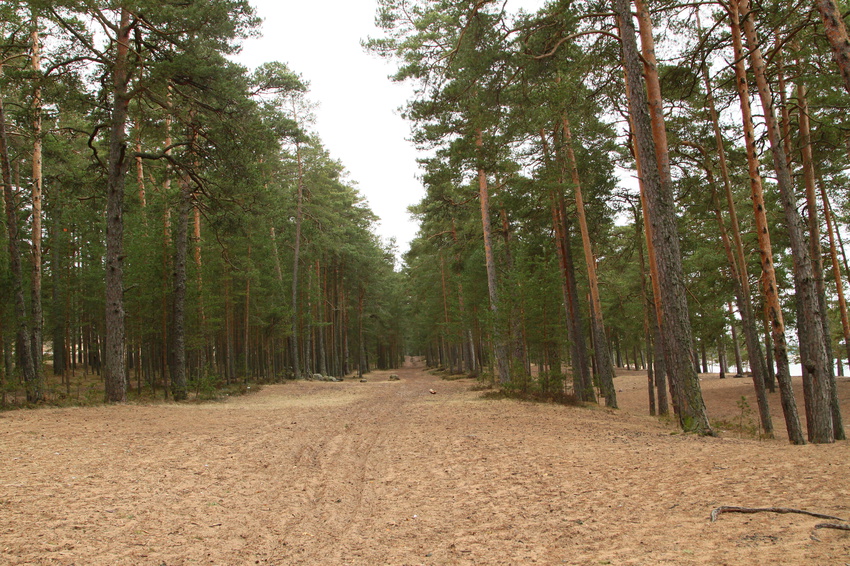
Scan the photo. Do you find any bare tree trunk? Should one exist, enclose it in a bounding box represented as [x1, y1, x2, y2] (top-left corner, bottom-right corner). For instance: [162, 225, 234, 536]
[29, 17, 45, 400]
[820, 175, 850, 371]
[499, 208, 528, 383]
[104, 8, 132, 403]
[476, 128, 509, 385]
[699, 56, 770, 394]
[563, 117, 616, 407]
[290, 139, 305, 379]
[727, 0, 803, 443]
[739, 0, 834, 443]
[357, 287, 366, 378]
[796, 76, 846, 440]
[244, 245, 251, 380]
[316, 260, 327, 376]
[700, 162, 773, 436]
[0, 78, 36, 399]
[635, 202, 664, 414]
[193, 203, 206, 376]
[171, 175, 191, 401]
[615, 0, 711, 434]
[160, 99, 173, 398]
[542, 129, 593, 401]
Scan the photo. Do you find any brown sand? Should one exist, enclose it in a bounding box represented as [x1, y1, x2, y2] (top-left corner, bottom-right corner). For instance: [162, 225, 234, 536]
[1, 360, 848, 565]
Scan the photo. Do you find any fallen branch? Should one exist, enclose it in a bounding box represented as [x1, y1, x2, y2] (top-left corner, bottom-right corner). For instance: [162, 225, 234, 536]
[815, 523, 850, 531]
[710, 506, 848, 523]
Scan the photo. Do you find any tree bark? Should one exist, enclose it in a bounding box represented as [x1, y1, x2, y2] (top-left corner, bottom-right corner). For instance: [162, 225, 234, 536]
[0, 78, 36, 399]
[699, 59, 769, 392]
[707, 180, 773, 437]
[739, 0, 835, 443]
[290, 139, 305, 379]
[635, 202, 665, 414]
[29, 16, 45, 401]
[104, 7, 132, 403]
[563, 117, 616, 407]
[728, 0, 805, 443]
[614, 0, 711, 433]
[476, 128, 509, 385]
[815, 0, 850, 95]
[193, 202, 206, 376]
[796, 77, 846, 440]
[171, 175, 191, 401]
[542, 129, 594, 402]
[820, 174, 850, 373]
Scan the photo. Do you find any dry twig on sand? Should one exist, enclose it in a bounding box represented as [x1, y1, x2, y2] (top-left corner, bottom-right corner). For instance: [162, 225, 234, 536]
[710, 506, 848, 523]
[814, 522, 850, 531]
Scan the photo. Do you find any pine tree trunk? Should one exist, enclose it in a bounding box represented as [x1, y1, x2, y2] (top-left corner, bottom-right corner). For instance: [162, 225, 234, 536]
[635, 202, 666, 414]
[729, 0, 804, 444]
[244, 245, 252, 381]
[290, 140, 305, 379]
[357, 287, 366, 378]
[450, 219, 476, 374]
[762, 296, 776, 390]
[821, 175, 850, 371]
[705, 175, 773, 436]
[500, 208, 528, 383]
[615, 0, 711, 433]
[0, 75, 36, 401]
[797, 78, 846, 440]
[542, 129, 593, 401]
[701, 60, 770, 395]
[160, 101, 173, 398]
[51, 202, 65, 377]
[104, 7, 132, 403]
[561, 203, 595, 402]
[171, 175, 190, 401]
[739, 0, 834, 442]
[29, 18, 45, 400]
[476, 128, 509, 384]
[563, 117, 616, 407]
[815, 0, 850, 94]
[316, 260, 327, 376]
[193, 204, 206, 375]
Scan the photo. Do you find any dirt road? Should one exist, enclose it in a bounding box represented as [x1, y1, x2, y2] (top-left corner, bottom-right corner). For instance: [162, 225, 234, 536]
[1, 362, 848, 565]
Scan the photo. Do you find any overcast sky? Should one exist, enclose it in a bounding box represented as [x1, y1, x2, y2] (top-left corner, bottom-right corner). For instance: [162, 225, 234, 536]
[237, 0, 546, 259]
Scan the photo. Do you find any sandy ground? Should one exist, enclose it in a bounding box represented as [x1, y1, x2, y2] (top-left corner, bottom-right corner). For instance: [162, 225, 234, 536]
[1, 360, 848, 565]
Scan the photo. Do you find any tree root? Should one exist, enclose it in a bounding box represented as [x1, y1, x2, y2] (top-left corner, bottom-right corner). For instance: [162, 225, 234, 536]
[710, 506, 848, 523]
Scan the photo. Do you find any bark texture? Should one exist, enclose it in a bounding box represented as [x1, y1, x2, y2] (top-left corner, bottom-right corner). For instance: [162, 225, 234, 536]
[476, 129, 509, 385]
[739, 0, 835, 443]
[564, 118, 616, 407]
[728, 0, 805, 444]
[104, 8, 132, 403]
[816, 0, 850, 94]
[614, 0, 711, 434]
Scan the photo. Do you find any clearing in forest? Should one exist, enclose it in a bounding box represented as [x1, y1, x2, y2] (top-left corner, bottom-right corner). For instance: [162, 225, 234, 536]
[1, 360, 848, 565]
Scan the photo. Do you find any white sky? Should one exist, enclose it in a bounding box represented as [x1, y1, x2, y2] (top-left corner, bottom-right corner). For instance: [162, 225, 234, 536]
[238, 0, 548, 258]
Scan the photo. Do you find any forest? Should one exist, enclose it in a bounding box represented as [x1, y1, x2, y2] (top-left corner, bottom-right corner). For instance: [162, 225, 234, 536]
[0, 0, 405, 409]
[1, 0, 849, 448]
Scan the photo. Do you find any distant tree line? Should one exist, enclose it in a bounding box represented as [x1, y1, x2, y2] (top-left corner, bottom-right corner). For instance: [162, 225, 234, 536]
[0, 0, 403, 406]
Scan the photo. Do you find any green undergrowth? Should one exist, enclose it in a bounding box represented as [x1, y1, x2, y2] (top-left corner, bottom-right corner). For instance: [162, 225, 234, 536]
[0, 370, 264, 411]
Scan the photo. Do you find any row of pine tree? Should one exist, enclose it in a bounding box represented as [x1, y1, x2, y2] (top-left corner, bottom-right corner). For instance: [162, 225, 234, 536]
[372, 0, 850, 444]
[0, 1, 404, 406]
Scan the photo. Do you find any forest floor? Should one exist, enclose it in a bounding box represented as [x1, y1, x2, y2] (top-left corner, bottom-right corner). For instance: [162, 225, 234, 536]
[1, 359, 848, 565]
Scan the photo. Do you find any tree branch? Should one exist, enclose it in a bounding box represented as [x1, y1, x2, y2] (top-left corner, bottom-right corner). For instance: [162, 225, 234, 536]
[710, 506, 848, 523]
